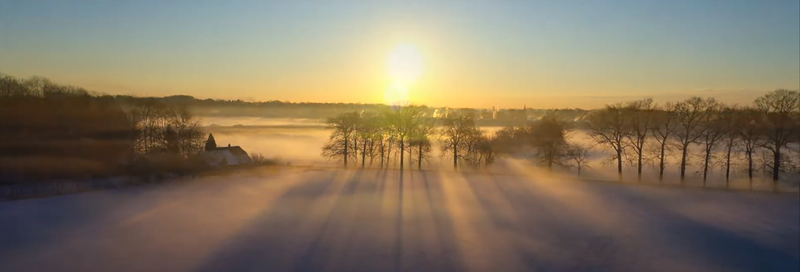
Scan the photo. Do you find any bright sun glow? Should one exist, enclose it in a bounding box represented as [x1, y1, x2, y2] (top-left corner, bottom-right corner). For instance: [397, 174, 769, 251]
[387, 44, 424, 84]
[385, 44, 423, 105]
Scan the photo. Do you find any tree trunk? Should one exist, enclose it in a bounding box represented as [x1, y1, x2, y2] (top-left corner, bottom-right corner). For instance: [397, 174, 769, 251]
[369, 139, 375, 166]
[616, 149, 622, 182]
[680, 145, 688, 184]
[725, 144, 732, 188]
[353, 137, 358, 167]
[637, 152, 642, 183]
[386, 139, 394, 169]
[418, 145, 423, 170]
[702, 147, 710, 187]
[362, 139, 367, 168]
[400, 139, 405, 171]
[453, 144, 458, 170]
[659, 142, 666, 183]
[344, 137, 349, 167]
[773, 146, 780, 191]
[379, 140, 385, 168]
[747, 150, 753, 190]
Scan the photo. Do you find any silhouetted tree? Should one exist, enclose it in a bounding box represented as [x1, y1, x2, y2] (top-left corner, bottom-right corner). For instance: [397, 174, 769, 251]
[476, 135, 496, 169]
[649, 102, 678, 182]
[565, 143, 592, 176]
[409, 117, 434, 169]
[385, 105, 426, 171]
[737, 107, 763, 188]
[754, 89, 800, 189]
[586, 103, 626, 181]
[698, 100, 724, 186]
[673, 97, 716, 183]
[718, 106, 740, 187]
[461, 128, 493, 169]
[623, 99, 654, 182]
[526, 114, 570, 169]
[322, 111, 360, 166]
[173, 106, 205, 156]
[205, 134, 217, 151]
[129, 101, 204, 157]
[439, 115, 478, 170]
[164, 125, 180, 154]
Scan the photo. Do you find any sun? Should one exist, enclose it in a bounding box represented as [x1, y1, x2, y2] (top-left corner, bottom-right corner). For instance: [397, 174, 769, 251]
[387, 44, 424, 85]
[385, 44, 423, 105]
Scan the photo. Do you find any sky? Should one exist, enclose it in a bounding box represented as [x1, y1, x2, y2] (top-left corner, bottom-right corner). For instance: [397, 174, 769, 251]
[1, 1, 798, 109]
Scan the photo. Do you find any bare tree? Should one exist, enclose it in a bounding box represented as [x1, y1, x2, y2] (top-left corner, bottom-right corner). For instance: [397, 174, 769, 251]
[754, 89, 800, 189]
[477, 135, 497, 169]
[718, 106, 739, 187]
[586, 103, 626, 181]
[698, 100, 724, 186]
[439, 115, 478, 170]
[322, 111, 360, 167]
[128, 101, 204, 157]
[526, 114, 570, 169]
[356, 111, 380, 168]
[566, 143, 592, 176]
[736, 107, 762, 189]
[649, 103, 678, 182]
[173, 106, 204, 157]
[409, 117, 434, 170]
[673, 97, 716, 183]
[386, 105, 426, 171]
[461, 129, 493, 169]
[623, 99, 654, 182]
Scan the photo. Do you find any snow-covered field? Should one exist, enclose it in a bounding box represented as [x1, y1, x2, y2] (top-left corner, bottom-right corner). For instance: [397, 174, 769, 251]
[1, 163, 798, 272]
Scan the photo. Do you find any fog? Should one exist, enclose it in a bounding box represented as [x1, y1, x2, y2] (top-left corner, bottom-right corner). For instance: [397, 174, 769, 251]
[2, 118, 798, 272]
[201, 117, 799, 192]
[202, 117, 506, 170]
[2, 161, 798, 272]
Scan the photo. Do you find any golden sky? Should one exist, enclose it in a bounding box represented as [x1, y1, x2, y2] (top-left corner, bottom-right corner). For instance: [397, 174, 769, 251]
[1, 1, 798, 109]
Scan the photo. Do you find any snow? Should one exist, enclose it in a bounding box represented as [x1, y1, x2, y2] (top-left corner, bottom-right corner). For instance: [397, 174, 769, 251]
[1, 165, 798, 272]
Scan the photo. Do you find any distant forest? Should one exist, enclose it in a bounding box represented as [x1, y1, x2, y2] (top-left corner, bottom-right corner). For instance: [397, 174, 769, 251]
[1, 74, 587, 126]
[108, 94, 587, 127]
[0, 74, 208, 183]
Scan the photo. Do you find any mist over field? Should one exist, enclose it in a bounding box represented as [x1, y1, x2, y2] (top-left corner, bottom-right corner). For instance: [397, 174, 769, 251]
[199, 117, 799, 192]
[201, 117, 498, 168]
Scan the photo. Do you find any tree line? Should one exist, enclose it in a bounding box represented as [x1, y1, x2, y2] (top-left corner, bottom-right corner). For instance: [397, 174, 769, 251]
[0, 74, 209, 183]
[584, 90, 799, 190]
[323, 89, 799, 191]
[322, 105, 496, 171]
[322, 105, 578, 172]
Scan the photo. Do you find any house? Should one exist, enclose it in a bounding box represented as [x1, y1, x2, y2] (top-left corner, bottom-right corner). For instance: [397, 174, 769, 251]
[198, 145, 252, 167]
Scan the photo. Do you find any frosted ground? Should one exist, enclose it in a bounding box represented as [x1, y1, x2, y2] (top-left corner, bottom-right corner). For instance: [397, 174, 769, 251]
[1, 161, 798, 272]
[2, 118, 798, 271]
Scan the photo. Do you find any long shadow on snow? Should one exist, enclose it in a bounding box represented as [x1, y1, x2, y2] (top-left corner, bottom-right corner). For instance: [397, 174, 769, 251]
[417, 171, 468, 272]
[460, 173, 620, 272]
[603, 184, 800, 272]
[194, 170, 344, 272]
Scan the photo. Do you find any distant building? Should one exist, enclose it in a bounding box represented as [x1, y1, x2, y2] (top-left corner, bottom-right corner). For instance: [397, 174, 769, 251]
[198, 145, 252, 167]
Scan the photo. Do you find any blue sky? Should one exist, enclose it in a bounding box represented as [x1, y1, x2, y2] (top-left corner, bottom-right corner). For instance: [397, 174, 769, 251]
[1, 1, 798, 108]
